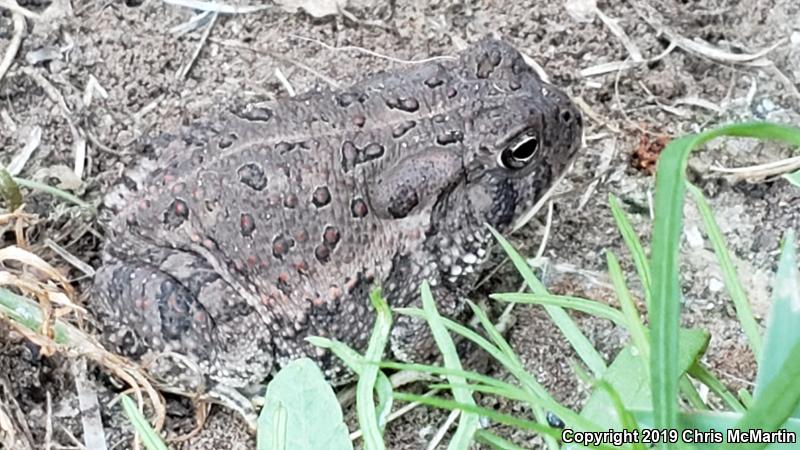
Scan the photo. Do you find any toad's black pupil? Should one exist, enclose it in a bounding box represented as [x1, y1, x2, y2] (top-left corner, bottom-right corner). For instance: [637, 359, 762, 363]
[512, 138, 538, 160]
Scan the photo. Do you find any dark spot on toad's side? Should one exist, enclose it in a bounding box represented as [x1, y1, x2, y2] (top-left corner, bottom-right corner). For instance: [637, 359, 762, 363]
[386, 96, 420, 113]
[351, 198, 369, 218]
[424, 77, 444, 88]
[436, 131, 464, 145]
[312, 186, 332, 207]
[240, 213, 256, 237]
[272, 235, 295, 259]
[284, 194, 298, 209]
[392, 120, 416, 138]
[315, 244, 331, 263]
[237, 163, 268, 191]
[164, 199, 189, 227]
[341, 141, 358, 173]
[362, 143, 385, 161]
[275, 142, 294, 154]
[323, 226, 340, 248]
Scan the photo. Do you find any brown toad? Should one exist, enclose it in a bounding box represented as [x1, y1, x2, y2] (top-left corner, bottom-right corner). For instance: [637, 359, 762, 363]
[92, 35, 582, 415]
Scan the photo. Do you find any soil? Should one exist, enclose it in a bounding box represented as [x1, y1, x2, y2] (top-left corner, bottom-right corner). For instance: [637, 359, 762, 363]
[1, 0, 799, 449]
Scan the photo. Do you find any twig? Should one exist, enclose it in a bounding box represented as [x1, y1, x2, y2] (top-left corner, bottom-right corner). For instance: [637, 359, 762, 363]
[6, 126, 42, 176]
[0, 2, 25, 85]
[162, 0, 270, 14]
[209, 37, 341, 88]
[177, 12, 218, 80]
[72, 359, 109, 450]
[630, 0, 786, 64]
[0, 0, 40, 20]
[427, 409, 461, 450]
[709, 155, 800, 180]
[290, 34, 457, 65]
[595, 6, 642, 61]
[274, 67, 296, 97]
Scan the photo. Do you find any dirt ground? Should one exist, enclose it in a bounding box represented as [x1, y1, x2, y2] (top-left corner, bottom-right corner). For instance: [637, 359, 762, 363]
[1, 0, 799, 449]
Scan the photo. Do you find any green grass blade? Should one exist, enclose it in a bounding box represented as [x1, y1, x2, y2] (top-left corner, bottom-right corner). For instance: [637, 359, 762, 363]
[733, 342, 800, 450]
[488, 226, 607, 377]
[687, 183, 762, 358]
[120, 395, 168, 450]
[379, 360, 591, 426]
[357, 288, 392, 450]
[490, 292, 627, 326]
[419, 281, 480, 449]
[395, 308, 550, 399]
[466, 299, 556, 448]
[391, 310, 598, 434]
[648, 122, 800, 441]
[739, 389, 754, 409]
[755, 231, 800, 418]
[12, 175, 96, 212]
[307, 336, 365, 373]
[687, 363, 745, 413]
[606, 251, 649, 361]
[650, 133, 694, 438]
[609, 194, 652, 308]
[0, 288, 74, 344]
[392, 393, 579, 447]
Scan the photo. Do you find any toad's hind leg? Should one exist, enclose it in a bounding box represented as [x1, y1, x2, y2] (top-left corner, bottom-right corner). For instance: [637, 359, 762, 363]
[92, 253, 274, 423]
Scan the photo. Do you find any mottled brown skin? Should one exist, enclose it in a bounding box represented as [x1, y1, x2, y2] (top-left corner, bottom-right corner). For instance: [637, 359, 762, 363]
[92, 35, 583, 412]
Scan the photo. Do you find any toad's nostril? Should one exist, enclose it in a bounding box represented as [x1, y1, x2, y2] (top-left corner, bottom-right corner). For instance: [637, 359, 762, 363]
[560, 110, 573, 124]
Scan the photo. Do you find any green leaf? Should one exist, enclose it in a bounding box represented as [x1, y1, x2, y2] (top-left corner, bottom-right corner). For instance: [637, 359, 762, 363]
[593, 380, 647, 450]
[581, 328, 708, 430]
[256, 358, 352, 450]
[121, 395, 168, 450]
[755, 231, 800, 416]
[419, 281, 480, 449]
[783, 169, 800, 187]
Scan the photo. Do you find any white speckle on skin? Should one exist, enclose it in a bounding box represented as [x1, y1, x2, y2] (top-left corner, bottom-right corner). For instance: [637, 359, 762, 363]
[462, 253, 478, 264]
[450, 265, 463, 276]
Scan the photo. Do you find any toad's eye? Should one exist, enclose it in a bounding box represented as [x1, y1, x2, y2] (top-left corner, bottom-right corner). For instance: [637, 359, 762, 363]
[499, 136, 539, 170]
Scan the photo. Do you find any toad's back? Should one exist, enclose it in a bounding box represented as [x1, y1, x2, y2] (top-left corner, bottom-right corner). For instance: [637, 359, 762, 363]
[93, 35, 583, 400]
